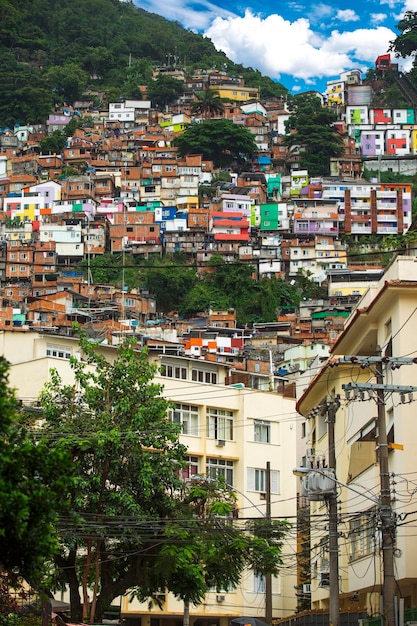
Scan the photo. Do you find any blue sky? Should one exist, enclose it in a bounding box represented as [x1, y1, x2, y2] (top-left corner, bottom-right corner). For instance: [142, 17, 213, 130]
[128, 0, 416, 94]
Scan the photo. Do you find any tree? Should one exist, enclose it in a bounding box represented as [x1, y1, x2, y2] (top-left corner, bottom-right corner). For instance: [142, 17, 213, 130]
[145, 477, 290, 626]
[0, 51, 54, 127]
[173, 119, 257, 168]
[191, 87, 225, 119]
[0, 357, 71, 584]
[44, 63, 89, 104]
[389, 12, 417, 60]
[294, 269, 327, 300]
[39, 130, 67, 154]
[146, 75, 184, 109]
[284, 93, 344, 176]
[37, 332, 188, 622]
[141, 261, 198, 313]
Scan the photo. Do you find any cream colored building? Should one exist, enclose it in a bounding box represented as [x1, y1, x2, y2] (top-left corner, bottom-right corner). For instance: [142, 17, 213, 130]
[0, 331, 298, 626]
[296, 254, 417, 622]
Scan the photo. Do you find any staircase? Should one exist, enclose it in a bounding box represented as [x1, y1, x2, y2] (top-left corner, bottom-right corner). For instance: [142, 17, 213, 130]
[391, 70, 417, 108]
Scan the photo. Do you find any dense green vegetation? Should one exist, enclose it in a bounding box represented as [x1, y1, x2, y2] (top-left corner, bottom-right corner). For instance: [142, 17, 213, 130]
[173, 119, 258, 167]
[35, 331, 290, 622]
[389, 12, 417, 61]
[0, 358, 71, 582]
[284, 93, 344, 176]
[0, 0, 287, 127]
[79, 254, 327, 324]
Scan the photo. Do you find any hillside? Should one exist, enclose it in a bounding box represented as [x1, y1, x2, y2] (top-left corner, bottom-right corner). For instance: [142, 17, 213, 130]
[0, 0, 288, 127]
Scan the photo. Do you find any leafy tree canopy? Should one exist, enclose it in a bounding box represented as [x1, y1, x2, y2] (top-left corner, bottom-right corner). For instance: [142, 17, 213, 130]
[0, 0, 287, 126]
[146, 75, 184, 109]
[389, 11, 417, 60]
[0, 358, 72, 584]
[284, 93, 344, 176]
[44, 63, 89, 104]
[36, 331, 290, 623]
[76, 254, 328, 325]
[191, 87, 225, 119]
[173, 119, 257, 168]
[37, 332, 188, 622]
[147, 477, 290, 608]
[39, 130, 67, 154]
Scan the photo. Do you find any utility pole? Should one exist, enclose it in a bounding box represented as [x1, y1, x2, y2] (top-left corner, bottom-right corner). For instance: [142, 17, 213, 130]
[265, 461, 273, 625]
[294, 397, 340, 626]
[326, 398, 340, 626]
[375, 357, 396, 626]
[341, 355, 417, 626]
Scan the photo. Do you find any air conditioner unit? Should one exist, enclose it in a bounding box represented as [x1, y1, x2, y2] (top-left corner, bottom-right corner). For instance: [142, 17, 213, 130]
[216, 594, 226, 602]
[303, 583, 312, 594]
[319, 572, 330, 588]
[216, 439, 225, 447]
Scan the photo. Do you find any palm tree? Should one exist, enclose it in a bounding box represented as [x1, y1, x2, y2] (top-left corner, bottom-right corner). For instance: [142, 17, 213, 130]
[191, 87, 225, 120]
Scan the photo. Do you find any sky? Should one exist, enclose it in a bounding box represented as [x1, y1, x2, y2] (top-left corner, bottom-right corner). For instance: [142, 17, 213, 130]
[128, 0, 417, 94]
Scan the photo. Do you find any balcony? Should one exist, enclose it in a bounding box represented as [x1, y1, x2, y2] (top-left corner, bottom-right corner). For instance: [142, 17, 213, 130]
[377, 226, 398, 234]
[350, 215, 371, 223]
[377, 214, 397, 222]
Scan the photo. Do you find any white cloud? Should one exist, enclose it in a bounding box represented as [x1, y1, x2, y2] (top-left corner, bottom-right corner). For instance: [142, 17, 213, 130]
[205, 11, 396, 81]
[336, 9, 360, 22]
[307, 3, 334, 23]
[370, 13, 388, 24]
[380, 0, 403, 9]
[133, 0, 235, 30]
[323, 27, 395, 61]
[131, 0, 399, 89]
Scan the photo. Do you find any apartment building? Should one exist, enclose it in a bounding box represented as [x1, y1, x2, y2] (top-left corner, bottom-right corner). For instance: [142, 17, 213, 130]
[321, 181, 412, 235]
[0, 330, 298, 626]
[296, 254, 417, 622]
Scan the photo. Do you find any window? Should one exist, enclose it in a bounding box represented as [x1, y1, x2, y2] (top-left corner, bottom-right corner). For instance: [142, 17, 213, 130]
[161, 364, 187, 380]
[254, 419, 270, 443]
[206, 457, 234, 484]
[349, 511, 375, 561]
[46, 343, 72, 359]
[182, 455, 199, 479]
[206, 407, 234, 440]
[170, 403, 199, 436]
[254, 572, 266, 593]
[192, 368, 217, 384]
[247, 468, 280, 494]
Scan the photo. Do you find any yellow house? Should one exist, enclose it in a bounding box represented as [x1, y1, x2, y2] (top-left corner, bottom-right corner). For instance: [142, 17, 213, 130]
[216, 85, 259, 102]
